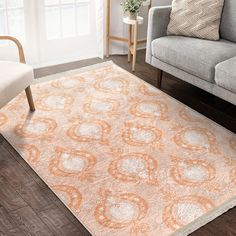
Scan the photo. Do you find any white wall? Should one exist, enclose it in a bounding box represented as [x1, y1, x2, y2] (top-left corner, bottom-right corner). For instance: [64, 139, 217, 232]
[109, 0, 172, 55]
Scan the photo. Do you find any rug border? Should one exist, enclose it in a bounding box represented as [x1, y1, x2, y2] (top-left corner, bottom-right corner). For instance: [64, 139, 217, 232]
[4, 61, 236, 236]
[173, 196, 236, 236]
[33, 61, 114, 84]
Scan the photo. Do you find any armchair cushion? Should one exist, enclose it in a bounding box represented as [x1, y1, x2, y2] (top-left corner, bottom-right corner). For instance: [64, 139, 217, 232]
[215, 57, 236, 93]
[0, 61, 34, 108]
[151, 36, 236, 82]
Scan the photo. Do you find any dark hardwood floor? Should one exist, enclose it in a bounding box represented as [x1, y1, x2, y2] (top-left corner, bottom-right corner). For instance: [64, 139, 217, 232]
[0, 50, 236, 236]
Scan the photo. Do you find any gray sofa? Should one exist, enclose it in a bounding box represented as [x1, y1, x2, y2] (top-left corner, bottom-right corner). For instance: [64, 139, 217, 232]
[146, 0, 236, 105]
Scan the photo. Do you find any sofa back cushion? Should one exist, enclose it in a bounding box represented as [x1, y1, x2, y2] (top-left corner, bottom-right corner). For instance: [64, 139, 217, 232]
[167, 0, 225, 41]
[220, 0, 236, 42]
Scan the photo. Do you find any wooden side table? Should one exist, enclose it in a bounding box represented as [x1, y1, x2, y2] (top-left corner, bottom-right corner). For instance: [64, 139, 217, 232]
[123, 16, 144, 72]
[106, 0, 152, 58]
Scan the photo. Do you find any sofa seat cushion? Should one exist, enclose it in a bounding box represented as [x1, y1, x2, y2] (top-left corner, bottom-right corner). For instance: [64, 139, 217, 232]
[0, 61, 34, 108]
[151, 36, 236, 82]
[215, 57, 236, 93]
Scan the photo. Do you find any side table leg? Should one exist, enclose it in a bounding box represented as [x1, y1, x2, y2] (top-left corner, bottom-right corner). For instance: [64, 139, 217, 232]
[132, 21, 138, 72]
[128, 25, 132, 63]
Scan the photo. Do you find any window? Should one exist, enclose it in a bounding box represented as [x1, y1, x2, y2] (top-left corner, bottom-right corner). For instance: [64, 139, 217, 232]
[44, 0, 91, 40]
[0, 0, 25, 44]
[0, 0, 100, 66]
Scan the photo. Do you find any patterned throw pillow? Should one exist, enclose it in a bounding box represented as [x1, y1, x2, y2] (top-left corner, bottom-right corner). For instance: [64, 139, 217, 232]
[167, 0, 225, 40]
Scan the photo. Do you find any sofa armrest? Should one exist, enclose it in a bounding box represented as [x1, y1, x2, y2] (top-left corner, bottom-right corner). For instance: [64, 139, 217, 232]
[146, 6, 172, 64]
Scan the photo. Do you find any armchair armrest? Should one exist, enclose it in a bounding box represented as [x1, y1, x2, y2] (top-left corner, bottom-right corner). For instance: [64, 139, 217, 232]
[0, 36, 26, 63]
[146, 6, 172, 64]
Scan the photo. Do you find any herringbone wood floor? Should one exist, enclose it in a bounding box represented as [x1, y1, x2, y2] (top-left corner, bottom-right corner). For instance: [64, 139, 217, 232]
[0, 50, 235, 236]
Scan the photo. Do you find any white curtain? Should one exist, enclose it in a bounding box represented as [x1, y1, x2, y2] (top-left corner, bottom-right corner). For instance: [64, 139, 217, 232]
[0, 0, 101, 66]
[95, 0, 105, 59]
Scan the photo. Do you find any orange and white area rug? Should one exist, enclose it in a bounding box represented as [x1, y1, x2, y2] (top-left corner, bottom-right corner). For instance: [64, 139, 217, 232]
[0, 62, 236, 236]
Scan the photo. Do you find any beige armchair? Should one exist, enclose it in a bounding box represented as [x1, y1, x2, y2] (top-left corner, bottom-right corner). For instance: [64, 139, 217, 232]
[0, 36, 35, 111]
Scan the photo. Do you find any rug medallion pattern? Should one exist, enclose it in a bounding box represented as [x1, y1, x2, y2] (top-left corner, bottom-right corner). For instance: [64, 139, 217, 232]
[0, 63, 236, 236]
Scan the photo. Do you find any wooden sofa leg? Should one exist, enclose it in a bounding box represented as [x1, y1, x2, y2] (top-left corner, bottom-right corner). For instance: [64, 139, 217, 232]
[25, 86, 35, 112]
[157, 69, 163, 88]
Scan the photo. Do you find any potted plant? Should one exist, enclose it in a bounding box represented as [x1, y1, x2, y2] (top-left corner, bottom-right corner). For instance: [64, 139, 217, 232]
[121, 0, 144, 20]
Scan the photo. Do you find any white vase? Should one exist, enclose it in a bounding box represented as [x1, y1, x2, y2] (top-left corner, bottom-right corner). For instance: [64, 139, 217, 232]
[128, 12, 138, 20]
